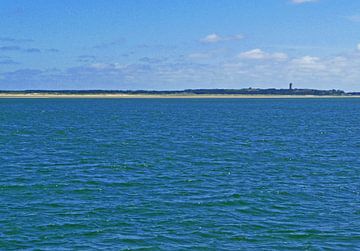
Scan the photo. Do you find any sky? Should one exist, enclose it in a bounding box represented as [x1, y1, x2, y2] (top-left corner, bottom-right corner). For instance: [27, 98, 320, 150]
[1, 0, 360, 91]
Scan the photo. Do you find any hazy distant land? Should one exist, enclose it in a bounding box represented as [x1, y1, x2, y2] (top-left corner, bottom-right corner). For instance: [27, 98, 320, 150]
[0, 88, 359, 98]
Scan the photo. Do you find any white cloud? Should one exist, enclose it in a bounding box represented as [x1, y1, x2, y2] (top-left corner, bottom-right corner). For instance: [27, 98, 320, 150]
[291, 56, 325, 70]
[239, 49, 266, 59]
[4, 45, 360, 91]
[291, 0, 318, 4]
[357, 43, 360, 51]
[239, 49, 288, 61]
[200, 33, 243, 43]
[201, 34, 222, 43]
[292, 55, 320, 64]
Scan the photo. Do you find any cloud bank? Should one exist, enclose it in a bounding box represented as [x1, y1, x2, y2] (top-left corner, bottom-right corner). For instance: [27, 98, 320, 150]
[200, 33, 243, 43]
[1, 44, 360, 91]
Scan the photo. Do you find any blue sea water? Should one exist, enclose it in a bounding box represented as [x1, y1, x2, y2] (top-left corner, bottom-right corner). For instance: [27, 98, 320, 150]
[1, 98, 360, 250]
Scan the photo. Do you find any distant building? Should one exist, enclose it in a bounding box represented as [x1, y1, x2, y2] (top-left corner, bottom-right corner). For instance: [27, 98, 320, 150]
[289, 83, 293, 90]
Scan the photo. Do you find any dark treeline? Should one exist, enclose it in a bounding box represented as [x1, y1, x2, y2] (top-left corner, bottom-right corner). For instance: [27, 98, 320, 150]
[0, 88, 352, 95]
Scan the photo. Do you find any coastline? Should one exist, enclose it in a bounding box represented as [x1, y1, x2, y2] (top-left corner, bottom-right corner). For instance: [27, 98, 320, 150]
[0, 94, 360, 98]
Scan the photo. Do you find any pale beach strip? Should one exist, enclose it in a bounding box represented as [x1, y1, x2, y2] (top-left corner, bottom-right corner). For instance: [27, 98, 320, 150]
[0, 94, 360, 99]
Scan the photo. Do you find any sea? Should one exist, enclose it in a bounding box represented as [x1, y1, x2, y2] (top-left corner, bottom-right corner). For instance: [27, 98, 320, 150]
[1, 98, 360, 250]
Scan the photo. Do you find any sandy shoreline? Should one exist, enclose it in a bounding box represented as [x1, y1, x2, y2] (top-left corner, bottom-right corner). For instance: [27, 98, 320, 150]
[0, 94, 360, 99]
[0, 93, 360, 99]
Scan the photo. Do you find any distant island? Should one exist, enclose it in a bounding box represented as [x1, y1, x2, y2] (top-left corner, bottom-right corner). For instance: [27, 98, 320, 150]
[0, 86, 360, 98]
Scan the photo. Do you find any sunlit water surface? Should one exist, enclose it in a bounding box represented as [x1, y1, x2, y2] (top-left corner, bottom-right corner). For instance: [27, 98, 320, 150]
[1, 98, 360, 250]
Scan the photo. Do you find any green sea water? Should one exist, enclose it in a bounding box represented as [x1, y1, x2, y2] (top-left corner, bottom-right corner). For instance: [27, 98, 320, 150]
[1, 98, 360, 250]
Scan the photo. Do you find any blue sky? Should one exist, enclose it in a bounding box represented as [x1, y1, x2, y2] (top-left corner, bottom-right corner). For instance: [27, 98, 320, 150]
[1, 0, 360, 90]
